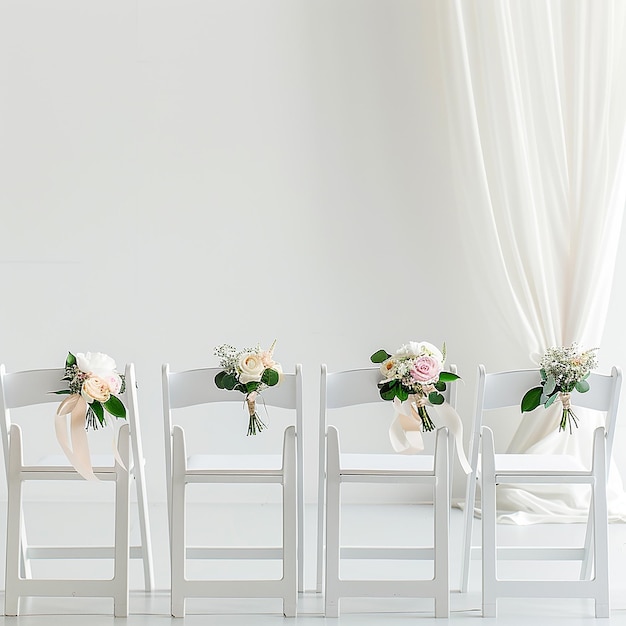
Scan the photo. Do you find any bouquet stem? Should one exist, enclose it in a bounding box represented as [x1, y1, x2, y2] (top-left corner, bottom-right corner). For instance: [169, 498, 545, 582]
[559, 408, 579, 433]
[417, 405, 435, 432]
[558, 392, 579, 433]
[246, 392, 267, 436]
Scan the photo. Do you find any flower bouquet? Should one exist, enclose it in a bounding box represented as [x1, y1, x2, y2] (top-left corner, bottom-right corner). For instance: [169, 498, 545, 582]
[214, 341, 282, 435]
[371, 341, 460, 431]
[53, 351, 127, 481]
[521, 343, 598, 433]
[54, 352, 127, 428]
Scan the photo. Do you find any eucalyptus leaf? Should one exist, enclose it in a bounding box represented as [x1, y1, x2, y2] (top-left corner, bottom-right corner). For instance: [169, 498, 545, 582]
[261, 368, 280, 387]
[575, 379, 590, 393]
[222, 374, 237, 391]
[544, 391, 558, 408]
[103, 395, 126, 419]
[214, 371, 227, 389]
[428, 391, 444, 405]
[370, 349, 392, 364]
[539, 368, 547, 381]
[521, 386, 543, 412]
[544, 374, 557, 396]
[246, 381, 261, 393]
[434, 380, 446, 392]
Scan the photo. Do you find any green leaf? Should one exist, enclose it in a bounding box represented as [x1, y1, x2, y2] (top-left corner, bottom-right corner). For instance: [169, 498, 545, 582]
[438, 371, 460, 382]
[539, 368, 547, 381]
[434, 380, 447, 392]
[380, 386, 396, 401]
[222, 374, 237, 390]
[234, 384, 247, 394]
[91, 400, 105, 425]
[521, 386, 543, 412]
[396, 386, 409, 402]
[261, 368, 280, 387]
[370, 349, 391, 364]
[103, 395, 126, 419]
[51, 389, 72, 395]
[214, 371, 227, 389]
[544, 374, 556, 396]
[428, 391, 444, 405]
[66, 352, 76, 368]
[544, 391, 558, 408]
[245, 381, 261, 393]
[575, 379, 590, 393]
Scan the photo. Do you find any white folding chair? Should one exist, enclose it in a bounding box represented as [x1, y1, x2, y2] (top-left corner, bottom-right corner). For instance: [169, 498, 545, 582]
[162, 363, 303, 618]
[459, 365, 621, 617]
[1, 362, 154, 616]
[318, 365, 457, 618]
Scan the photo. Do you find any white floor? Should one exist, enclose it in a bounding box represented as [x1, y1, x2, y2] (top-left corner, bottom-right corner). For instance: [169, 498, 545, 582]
[2, 501, 626, 624]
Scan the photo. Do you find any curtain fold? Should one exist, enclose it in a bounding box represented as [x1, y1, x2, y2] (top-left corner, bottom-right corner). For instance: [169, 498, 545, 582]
[440, 0, 626, 522]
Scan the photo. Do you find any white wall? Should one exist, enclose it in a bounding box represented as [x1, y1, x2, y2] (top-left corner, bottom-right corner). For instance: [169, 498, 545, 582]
[1, 0, 624, 504]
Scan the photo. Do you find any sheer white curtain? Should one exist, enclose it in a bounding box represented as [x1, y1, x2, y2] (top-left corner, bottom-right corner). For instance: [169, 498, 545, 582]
[440, 0, 626, 522]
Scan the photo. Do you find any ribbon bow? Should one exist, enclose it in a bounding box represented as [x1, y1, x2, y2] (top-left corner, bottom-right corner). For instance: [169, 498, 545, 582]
[388, 395, 471, 474]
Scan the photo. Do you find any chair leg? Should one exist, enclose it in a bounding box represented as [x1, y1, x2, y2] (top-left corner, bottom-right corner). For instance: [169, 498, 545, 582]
[5, 426, 24, 617]
[170, 426, 187, 618]
[580, 504, 594, 581]
[324, 426, 340, 618]
[296, 426, 304, 594]
[316, 453, 325, 594]
[434, 428, 450, 618]
[592, 428, 610, 618]
[481, 428, 497, 618]
[113, 424, 130, 618]
[460, 465, 478, 592]
[282, 426, 297, 617]
[132, 445, 155, 592]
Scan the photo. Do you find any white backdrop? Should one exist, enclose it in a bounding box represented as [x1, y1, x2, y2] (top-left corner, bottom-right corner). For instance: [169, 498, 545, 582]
[1, 0, 625, 505]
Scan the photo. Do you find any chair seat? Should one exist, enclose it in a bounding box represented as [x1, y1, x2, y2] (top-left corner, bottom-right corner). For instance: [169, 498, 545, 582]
[494, 453, 587, 475]
[340, 453, 434, 474]
[186, 453, 283, 473]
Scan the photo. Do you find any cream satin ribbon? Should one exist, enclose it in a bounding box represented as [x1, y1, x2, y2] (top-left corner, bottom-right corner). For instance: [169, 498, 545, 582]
[389, 395, 471, 474]
[55, 394, 125, 481]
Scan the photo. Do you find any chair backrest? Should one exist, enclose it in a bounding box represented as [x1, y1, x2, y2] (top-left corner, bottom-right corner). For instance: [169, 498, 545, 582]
[319, 364, 458, 456]
[162, 364, 303, 497]
[0, 363, 140, 474]
[472, 364, 623, 458]
[321, 363, 458, 419]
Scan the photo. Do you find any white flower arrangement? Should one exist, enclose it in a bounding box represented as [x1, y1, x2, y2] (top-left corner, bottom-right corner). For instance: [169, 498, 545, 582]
[214, 341, 282, 435]
[54, 352, 126, 429]
[521, 343, 598, 432]
[371, 341, 460, 431]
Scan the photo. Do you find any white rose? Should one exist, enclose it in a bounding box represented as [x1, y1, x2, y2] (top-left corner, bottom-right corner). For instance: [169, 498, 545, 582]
[77, 352, 118, 378]
[380, 358, 397, 378]
[238, 352, 265, 384]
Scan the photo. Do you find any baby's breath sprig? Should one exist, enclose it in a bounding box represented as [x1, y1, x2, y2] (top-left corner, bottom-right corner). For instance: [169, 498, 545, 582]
[521, 343, 598, 432]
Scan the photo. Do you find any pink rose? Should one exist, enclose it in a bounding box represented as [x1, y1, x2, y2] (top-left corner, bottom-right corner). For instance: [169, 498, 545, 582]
[410, 356, 442, 384]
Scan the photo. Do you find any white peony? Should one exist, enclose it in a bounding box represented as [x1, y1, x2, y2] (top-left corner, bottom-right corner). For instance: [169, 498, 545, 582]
[395, 341, 422, 357]
[76, 352, 123, 395]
